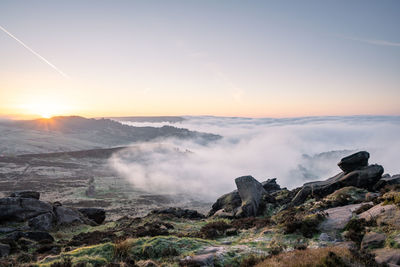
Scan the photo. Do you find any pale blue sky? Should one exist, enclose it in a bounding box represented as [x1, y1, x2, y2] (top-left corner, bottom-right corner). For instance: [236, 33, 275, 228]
[0, 1, 399, 118]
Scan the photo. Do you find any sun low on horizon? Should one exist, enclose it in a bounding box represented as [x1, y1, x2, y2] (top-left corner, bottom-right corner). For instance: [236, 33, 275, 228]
[1, 1, 400, 119]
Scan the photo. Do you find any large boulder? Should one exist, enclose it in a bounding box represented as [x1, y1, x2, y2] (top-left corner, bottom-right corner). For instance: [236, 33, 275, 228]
[292, 164, 383, 205]
[318, 203, 367, 232]
[9, 190, 40, 200]
[361, 232, 386, 250]
[78, 208, 106, 224]
[374, 248, 400, 266]
[235, 176, 266, 217]
[0, 197, 53, 222]
[28, 212, 55, 231]
[55, 206, 83, 225]
[337, 151, 369, 173]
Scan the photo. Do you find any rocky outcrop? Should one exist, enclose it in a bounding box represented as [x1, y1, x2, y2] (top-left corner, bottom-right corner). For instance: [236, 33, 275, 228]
[0, 191, 106, 231]
[0, 197, 53, 222]
[235, 176, 266, 217]
[78, 208, 106, 224]
[337, 151, 369, 173]
[9, 190, 40, 200]
[292, 163, 383, 205]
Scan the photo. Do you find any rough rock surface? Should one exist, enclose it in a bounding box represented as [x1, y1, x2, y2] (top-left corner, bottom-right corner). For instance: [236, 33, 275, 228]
[261, 178, 281, 192]
[9, 190, 40, 200]
[0, 243, 10, 257]
[359, 204, 397, 221]
[150, 207, 204, 219]
[337, 151, 369, 173]
[374, 248, 400, 266]
[235, 176, 266, 217]
[318, 203, 367, 232]
[208, 190, 242, 217]
[28, 212, 55, 231]
[292, 164, 383, 205]
[0, 197, 53, 222]
[78, 208, 106, 224]
[55, 206, 83, 225]
[361, 232, 386, 250]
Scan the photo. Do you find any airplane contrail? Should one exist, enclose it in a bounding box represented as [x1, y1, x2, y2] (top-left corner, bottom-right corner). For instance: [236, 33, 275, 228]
[0, 25, 69, 78]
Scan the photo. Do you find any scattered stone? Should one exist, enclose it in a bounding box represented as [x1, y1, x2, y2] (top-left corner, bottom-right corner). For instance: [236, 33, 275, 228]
[235, 176, 266, 217]
[337, 151, 369, 173]
[361, 232, 386, 250]
[78, 208, 106, 224]
[9, 190, 40, 200]
[0, 243, 10, 257]
[28, 212, 54, 231]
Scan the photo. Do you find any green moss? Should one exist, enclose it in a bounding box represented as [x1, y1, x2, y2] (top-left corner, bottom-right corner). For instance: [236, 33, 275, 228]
[128, 235, 214, 260]
[38, 242, 114, 266]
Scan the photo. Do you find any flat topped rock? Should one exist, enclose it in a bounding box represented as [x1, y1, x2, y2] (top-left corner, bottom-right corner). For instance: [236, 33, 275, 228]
[9, 190, 40, 200]
[338, 151, 369, 173]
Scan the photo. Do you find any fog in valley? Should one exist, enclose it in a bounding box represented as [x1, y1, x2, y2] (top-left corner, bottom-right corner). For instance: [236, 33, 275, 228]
[110, 116, 400, 200]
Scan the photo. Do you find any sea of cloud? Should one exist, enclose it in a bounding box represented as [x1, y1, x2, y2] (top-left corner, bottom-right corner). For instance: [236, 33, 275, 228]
[109, 116, 400, 200]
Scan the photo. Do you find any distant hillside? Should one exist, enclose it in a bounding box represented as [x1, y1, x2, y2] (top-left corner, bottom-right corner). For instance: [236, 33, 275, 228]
[0, 116, 220, 155]
[110, 116, 185, 123]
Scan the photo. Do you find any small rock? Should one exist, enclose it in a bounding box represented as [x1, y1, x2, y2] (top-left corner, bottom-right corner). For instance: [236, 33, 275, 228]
[23, 231, 54, 242]
[361, 232, 386, 250]
[180, 253, 214, 267]
[319, 233, 333, 242]
[78, 208, 106, 224]
[0, 243, 10, 257]
[136, 260, 159, 267]
[9, 190, 40, 200]
[337, 151, 369, 173]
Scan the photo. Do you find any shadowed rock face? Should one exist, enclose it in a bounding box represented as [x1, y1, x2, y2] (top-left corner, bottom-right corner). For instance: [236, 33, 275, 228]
[337, 151, 369, 173]
[235, 176, 266, 217]
[292, 164, 383, 206]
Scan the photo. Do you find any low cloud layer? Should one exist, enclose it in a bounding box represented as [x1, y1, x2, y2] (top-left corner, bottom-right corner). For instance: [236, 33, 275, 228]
[109, 116, 400, 200]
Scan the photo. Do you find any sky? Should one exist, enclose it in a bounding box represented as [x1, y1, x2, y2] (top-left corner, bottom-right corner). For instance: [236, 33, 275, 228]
[0, 0, 399, 119]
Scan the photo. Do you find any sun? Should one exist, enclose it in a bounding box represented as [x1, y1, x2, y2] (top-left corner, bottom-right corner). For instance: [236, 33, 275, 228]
[19, 99, 72, 119]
